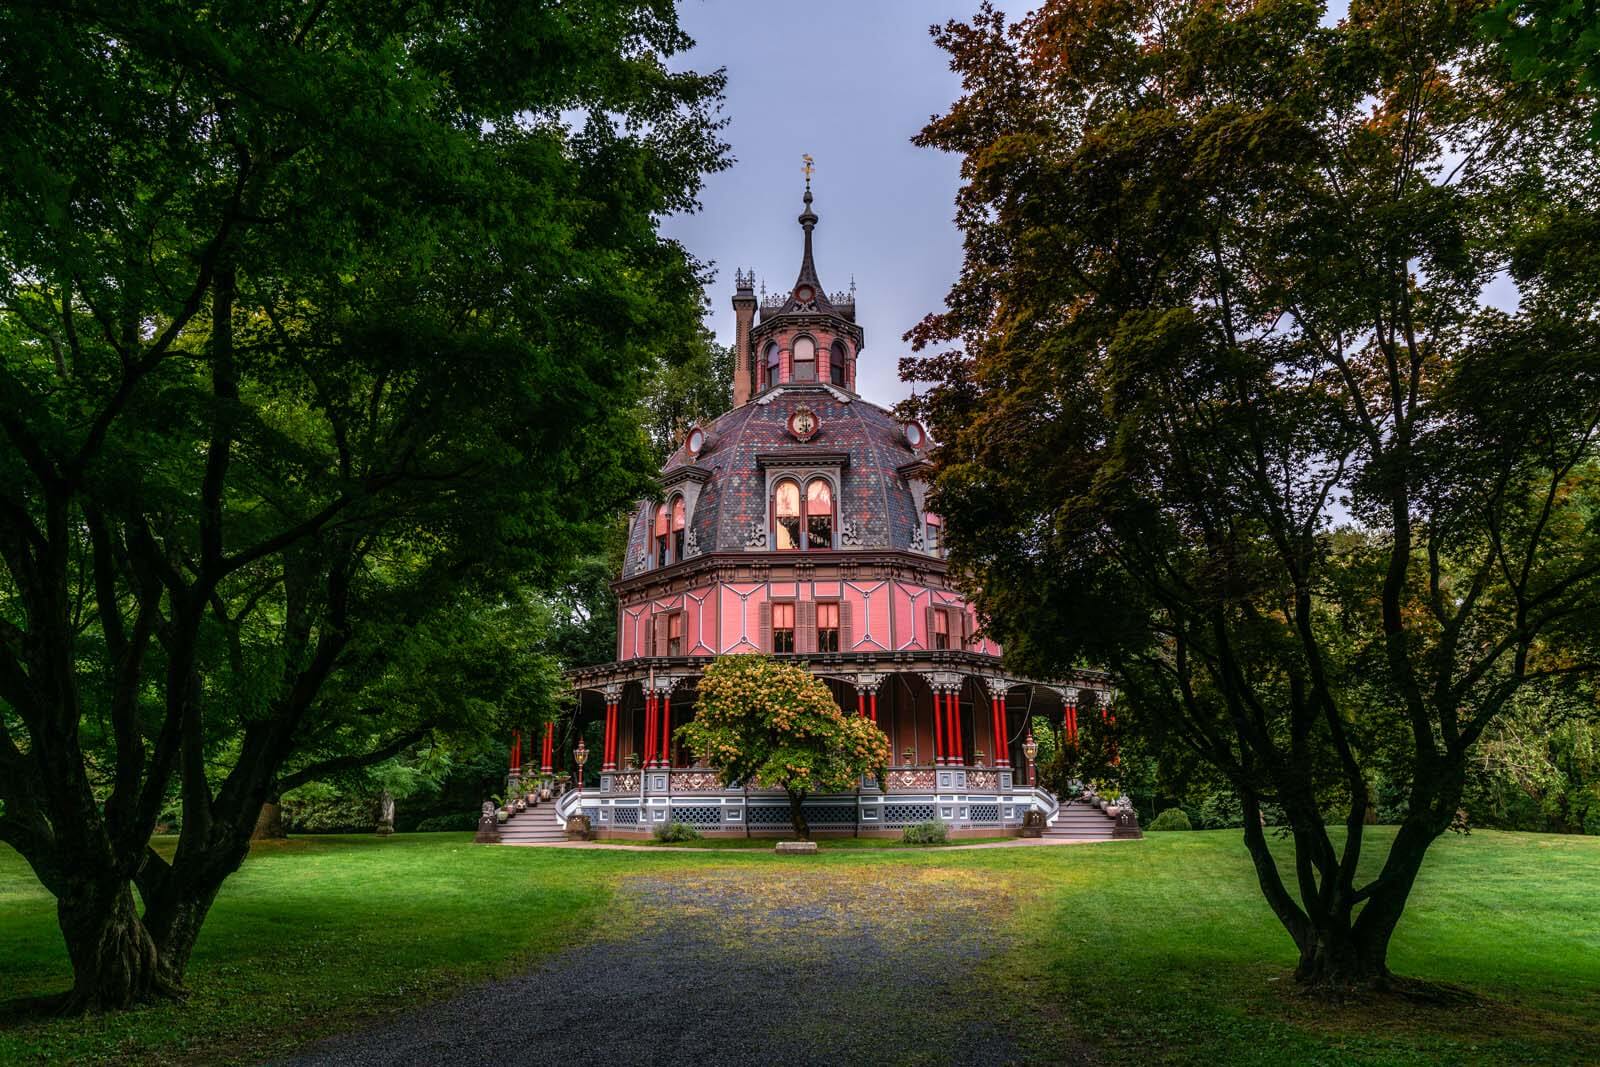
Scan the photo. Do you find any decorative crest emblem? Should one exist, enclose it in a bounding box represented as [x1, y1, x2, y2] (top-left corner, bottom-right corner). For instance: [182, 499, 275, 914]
[787, 406, 820, 442]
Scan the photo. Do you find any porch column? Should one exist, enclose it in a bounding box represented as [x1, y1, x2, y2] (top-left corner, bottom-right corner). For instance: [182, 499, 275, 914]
[950, 689, 964, 765]
[602, 701, 616, 771]
[542, 721, 554, 774]
[933, 689, 946, 765]
[1066, 697, 1078, 744]
[644, 692, 657, 768]
[995, 694, 1011, 767]
[857, 691, 866, 717]
[869, 691, 878, 724]
[659, 692, 672, 767]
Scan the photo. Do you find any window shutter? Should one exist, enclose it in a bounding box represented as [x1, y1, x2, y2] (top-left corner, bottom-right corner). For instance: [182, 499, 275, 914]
[798, 600, 817, 654]
[759, 600, 772, 652]
[840, 600, 854, 651]
[924, 605, 937, 649]
[959, 609, 972, 650]
[654, 614, 669, 657]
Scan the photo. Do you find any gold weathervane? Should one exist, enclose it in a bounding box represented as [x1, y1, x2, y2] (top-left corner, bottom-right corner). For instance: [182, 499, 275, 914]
[802, 153, 814, 189]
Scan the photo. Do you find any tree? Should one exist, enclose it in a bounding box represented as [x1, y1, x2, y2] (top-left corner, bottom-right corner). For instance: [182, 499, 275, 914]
[1479, 0, 1600, 136]
[643, 327, 735, 464]
[906, 0, 1600, 990]
[0, 0, 725, 1011]
[679, 656, 890, 839]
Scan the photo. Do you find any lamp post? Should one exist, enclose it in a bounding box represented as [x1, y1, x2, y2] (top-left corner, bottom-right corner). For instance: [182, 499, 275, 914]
[1022, 732, 1039, 788]
[574, 738, 589, 796]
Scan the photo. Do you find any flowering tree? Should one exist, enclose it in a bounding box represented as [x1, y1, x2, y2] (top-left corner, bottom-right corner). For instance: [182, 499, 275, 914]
[679, 656, 890, 838]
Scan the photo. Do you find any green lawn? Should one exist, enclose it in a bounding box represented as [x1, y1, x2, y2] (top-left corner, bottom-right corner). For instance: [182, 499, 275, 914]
[2, 829, 1597, 1065]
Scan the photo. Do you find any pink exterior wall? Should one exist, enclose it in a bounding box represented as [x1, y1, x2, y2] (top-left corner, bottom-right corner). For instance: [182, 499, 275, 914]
[620, 578, 999, 660]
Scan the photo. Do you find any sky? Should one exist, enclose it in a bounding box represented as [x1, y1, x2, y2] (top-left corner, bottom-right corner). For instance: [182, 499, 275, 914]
[659, 0, 994, 407]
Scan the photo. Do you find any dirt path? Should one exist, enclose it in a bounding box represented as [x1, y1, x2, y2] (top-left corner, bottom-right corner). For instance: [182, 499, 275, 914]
[277, 865, 1087, 1066]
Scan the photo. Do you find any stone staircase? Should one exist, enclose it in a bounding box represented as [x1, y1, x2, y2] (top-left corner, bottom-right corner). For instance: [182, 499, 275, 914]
[1042, 799, 1127, 841]
[497, 800, 567, 846]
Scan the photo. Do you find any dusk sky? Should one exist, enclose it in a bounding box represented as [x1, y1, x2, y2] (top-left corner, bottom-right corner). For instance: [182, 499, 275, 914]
[660, 0, 996, 407]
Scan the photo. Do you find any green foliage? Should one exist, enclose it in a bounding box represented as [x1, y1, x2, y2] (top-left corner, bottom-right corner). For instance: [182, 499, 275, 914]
[1148, 808, 1193, 832]
[652, 821, 704, 843]
[644, 329, 736, 464]
[0, 0, 727, 1006]
[1480, 0, 1600, 136]
[679, 655, 891, 837]
[413, 814, 477, 833]
[906, 0, 1600, 980]
[900, 820, 950, 845]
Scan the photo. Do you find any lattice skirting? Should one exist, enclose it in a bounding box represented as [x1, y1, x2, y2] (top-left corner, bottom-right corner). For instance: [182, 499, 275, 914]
[671, 805, 722, 827]
[882, 803, 938, 825]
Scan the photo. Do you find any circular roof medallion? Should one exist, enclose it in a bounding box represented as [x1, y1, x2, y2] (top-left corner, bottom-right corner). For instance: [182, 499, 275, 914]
[904, 420, 927, 449]
[794, 284, 815, 303]
[685, 426, 705, 457]
[788, 406, 821, 442]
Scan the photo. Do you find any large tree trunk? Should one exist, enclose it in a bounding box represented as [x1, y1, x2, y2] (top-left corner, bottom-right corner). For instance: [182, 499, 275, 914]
[786, 788, 810, 839]
[251, 797, 285, 840]
[56, 878, 175, 1012]
[143, 881, 225, 988]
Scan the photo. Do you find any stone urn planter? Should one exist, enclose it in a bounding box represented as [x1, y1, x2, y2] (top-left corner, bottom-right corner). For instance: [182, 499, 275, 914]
[1020, 810, 1045, 838]
[514, 798, 526, 812]
[565, 814, 593, 841]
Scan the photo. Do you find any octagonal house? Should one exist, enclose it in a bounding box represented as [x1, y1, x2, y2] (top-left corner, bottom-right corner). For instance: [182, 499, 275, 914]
[521, 186, 1137, 841]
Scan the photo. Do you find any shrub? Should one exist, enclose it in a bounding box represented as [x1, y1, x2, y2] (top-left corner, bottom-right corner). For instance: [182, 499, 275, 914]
[1147, 808, 1193, 832]
[901, 820, 949, 845]
[414, 813, 477, 833]
[652, 821, 703, 843]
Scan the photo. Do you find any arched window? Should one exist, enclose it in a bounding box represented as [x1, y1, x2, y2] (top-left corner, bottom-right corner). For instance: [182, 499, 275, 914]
[774, 479, 802, 550]
[806, 478, 834, 549]
[671, 497, 686, 560]
[792, 336, 816, 381]
[765, 341, 780, 388]
[830, 341, 848, 387]
[653, 504, 670, 567]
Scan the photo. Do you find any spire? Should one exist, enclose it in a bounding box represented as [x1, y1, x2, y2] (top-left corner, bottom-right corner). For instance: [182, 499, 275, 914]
[782, 154, 835, 315]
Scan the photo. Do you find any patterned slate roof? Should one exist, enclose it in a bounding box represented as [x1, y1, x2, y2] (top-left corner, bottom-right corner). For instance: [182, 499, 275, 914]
[628, 384, 927, 564]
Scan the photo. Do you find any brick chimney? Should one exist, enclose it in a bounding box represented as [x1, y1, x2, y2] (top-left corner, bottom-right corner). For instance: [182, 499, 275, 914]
[731, 268, 757, 407]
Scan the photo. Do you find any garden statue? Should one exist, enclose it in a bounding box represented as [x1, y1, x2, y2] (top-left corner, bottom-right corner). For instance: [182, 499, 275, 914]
[376, 790, 395, 836]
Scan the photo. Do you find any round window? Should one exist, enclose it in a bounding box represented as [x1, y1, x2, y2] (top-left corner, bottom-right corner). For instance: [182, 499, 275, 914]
[904, 421, 927, 449]
[686, 426, 705, 456]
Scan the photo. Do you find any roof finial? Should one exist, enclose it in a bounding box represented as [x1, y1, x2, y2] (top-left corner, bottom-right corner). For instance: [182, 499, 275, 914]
[802, 153, 814, 191]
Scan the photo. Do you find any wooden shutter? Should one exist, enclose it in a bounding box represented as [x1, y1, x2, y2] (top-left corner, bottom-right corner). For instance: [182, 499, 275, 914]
[840, 600, 854, 652]
[959, 609, 972, 650]
[798, 600, 817, 654]
[653, 614, 669, 657]
[758, 600, 772, 652]
[923, 604, 937, 650]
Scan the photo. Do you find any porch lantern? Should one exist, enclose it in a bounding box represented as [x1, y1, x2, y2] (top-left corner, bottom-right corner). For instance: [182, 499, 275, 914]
[1022, 732, 1039, 787]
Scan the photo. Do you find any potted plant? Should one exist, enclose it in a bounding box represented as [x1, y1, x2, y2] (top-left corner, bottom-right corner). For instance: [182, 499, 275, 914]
[626, 752, 640, 770]
[901, 747, 915, 766]
[973, 749, 987, 767]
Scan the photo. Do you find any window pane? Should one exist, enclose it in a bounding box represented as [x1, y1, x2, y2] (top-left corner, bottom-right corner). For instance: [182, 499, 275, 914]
[793, 337, 815, 381]
[672, 499, 685, 529]
[817, 603, 838, 628]
[806, 479, 833, 549]
[775, 480, 801, 550]
[773, 602, 795, 653]
[831, 341, 847, 386]
[766, 342, 780, 380]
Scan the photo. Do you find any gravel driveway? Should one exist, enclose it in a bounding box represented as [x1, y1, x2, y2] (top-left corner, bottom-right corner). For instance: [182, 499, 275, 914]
[277, 863, 1084, 1067]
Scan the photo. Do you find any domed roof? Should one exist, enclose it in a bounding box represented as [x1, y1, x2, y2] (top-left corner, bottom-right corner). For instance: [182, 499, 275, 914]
[626, 383, 929, 569]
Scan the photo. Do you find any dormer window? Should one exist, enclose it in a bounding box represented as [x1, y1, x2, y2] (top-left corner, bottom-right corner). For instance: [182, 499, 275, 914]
[830, 340, 848, 387]
[671, 497, 686, 560]
[793, 336, 816, 382]
[653, 504, 670, 567]
[773, 476, 836, 551]
[926, 512, 942, 555]
[765, 341, 780, 388]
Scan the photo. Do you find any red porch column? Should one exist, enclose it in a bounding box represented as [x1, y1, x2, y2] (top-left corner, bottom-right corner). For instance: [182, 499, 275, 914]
[933, 689, 946, 765]
[951, 691, 964, 765]
[857, 692, 866, 718]
[658, 693, 672, 767]
[601, 701, 614, 771]
[644, 693, 657, 768]
[869, 692, 878, 724]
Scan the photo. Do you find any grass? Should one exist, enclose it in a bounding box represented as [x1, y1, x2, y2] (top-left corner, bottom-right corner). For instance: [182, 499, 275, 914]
[615, 834, 1015, 848]
[2, 828, 1597, 1064]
